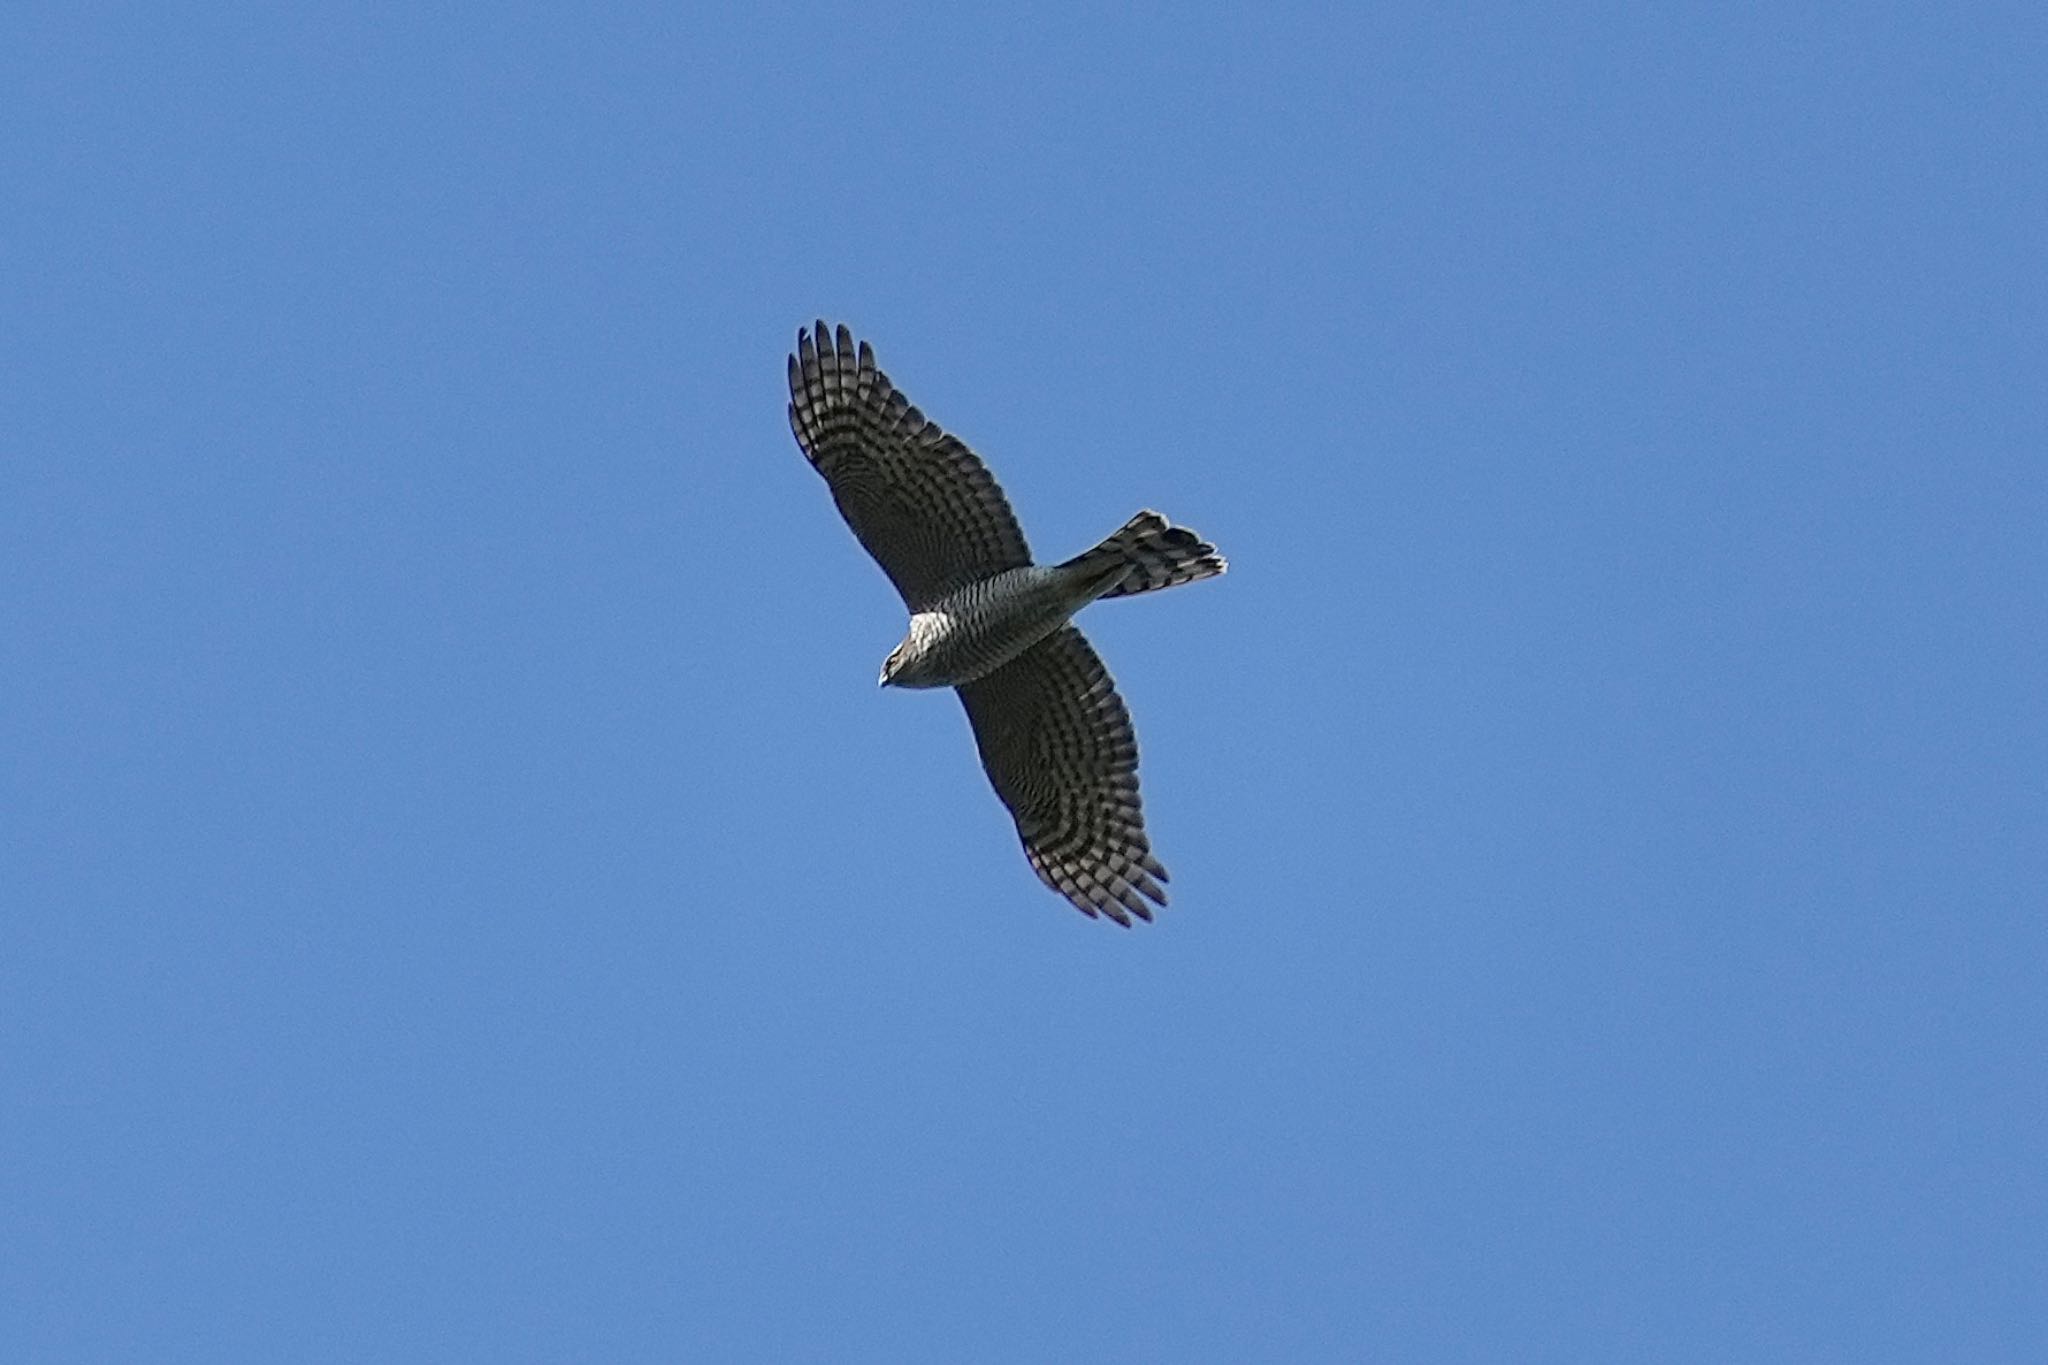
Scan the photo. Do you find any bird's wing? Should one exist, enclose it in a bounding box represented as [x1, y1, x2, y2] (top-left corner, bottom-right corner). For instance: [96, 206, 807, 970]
[956, 626, 1169, 926]
[788, 322, 1032, 610]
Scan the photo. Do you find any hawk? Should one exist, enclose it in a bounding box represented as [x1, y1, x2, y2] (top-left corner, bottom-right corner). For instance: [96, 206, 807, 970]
[786, 322, 1226, 925]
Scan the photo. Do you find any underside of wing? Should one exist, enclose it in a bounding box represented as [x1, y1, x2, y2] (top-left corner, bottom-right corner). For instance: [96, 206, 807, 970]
[787, 322, 1032, 609]
[956, 627, 1169, 926]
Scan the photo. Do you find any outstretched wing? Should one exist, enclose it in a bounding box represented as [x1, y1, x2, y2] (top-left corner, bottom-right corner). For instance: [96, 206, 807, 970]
[956, 626, 1170, 926]
[787, 322, 1032, 610]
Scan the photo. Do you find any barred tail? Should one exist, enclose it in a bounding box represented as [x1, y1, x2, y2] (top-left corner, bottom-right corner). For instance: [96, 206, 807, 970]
[1060, 510, 1228, 600]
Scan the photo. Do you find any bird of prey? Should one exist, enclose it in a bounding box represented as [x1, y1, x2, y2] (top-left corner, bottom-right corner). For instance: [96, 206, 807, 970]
[786, 322, 1225, 925]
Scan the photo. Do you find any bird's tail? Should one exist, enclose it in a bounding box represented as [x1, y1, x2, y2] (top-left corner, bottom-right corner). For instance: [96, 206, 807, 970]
[1060, 510, 1227, 600]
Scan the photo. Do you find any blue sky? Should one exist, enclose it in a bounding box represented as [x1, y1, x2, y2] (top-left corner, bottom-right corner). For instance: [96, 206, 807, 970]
[5, 3, 2044, 1360]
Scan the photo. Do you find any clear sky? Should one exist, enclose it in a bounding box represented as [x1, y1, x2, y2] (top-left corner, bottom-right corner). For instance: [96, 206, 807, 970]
[5, 4, 2044, 1361]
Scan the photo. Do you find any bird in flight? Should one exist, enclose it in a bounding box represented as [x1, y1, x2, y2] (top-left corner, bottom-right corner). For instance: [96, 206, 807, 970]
[786, 323, 1225, 925]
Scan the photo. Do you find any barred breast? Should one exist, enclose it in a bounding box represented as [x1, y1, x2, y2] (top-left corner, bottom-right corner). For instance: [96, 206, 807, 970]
[897, 567, 1089, 687]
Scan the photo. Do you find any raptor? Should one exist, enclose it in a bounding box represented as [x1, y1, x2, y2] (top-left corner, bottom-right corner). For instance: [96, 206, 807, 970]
[787, 323, 1225, 925]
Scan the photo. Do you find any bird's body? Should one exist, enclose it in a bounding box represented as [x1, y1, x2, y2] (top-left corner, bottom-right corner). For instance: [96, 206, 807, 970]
[786, 322, 1225, 925]
[882, 565, 1091, 689]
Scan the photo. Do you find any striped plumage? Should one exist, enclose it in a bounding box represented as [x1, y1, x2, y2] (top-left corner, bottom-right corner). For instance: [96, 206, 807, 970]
[958, 627, 1169, 923]
[786, 322, 1226, 926]
[1069, 510, 1228, 599]
[886, 567, 1088, 689]
[786, 324, 1029, 610]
